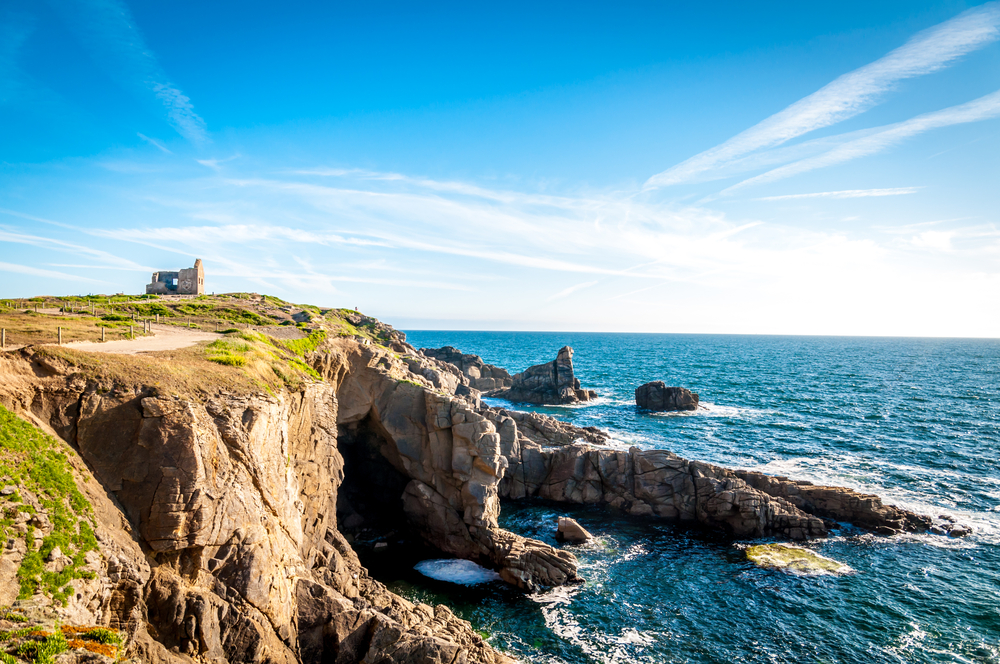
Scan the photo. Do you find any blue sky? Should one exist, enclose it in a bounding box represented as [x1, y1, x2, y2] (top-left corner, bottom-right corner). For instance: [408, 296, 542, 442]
[1, 1, 998, 336]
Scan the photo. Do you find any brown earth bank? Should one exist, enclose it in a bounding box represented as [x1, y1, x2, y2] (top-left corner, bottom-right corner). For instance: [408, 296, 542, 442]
[0, 308, 949, 664]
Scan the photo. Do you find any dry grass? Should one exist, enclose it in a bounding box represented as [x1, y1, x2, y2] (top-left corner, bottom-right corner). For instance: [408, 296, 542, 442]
[0, 311, 148, 347]
[25, 331, 324, 400]
[27, 344, 266, 399]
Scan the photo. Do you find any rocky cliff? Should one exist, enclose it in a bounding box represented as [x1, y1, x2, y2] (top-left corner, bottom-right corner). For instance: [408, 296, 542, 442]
[0, 345, 517, 664]
[419, 347, 513, 393]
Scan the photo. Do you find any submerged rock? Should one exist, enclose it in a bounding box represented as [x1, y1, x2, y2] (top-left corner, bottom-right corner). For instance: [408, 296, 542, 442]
[745, 543, 853, 576]
[556, 517, 592, 543]
[635, 382, 699, 412]
[494, 346, 596, 405]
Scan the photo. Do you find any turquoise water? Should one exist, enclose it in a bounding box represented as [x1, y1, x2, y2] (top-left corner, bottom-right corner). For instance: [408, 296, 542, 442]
[384, 332, 1000, 663]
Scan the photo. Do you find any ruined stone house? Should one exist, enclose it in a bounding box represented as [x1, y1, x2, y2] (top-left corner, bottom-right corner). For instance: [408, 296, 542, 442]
[145, 259, 205, 295]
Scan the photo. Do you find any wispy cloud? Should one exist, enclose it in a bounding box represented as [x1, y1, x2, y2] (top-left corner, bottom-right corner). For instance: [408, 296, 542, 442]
[755, 187, 921, 201]
[137, 132, 172, 154]
[0, 261, 107, 283]
[59, 0, 208, 144]
[644, 2, 1000, 190]
[546, 280, 598, 302]
[197, 155, 241, 171]
[721, 89, 1000, 195]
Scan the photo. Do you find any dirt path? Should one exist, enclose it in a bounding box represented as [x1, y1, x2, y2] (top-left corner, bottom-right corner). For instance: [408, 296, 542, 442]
[61, 324, 221, 355]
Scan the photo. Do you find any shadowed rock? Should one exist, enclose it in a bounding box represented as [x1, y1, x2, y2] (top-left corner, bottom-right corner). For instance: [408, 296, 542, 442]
[635, 382, 699, 412]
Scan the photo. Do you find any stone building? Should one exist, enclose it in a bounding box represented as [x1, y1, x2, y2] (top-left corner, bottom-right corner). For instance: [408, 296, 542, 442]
[145, 259, 205, 295]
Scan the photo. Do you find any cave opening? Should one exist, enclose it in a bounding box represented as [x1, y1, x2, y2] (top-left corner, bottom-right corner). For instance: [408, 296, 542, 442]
[335, 414, 412, 544]
[336, 414, 444, 576]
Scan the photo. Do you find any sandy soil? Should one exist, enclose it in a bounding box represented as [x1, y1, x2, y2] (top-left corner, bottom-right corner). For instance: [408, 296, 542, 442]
[60, 324, 221, 355]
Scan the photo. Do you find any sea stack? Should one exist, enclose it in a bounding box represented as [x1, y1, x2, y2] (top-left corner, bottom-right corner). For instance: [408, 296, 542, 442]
[494, 346, 596, 405]
[635, 381, 699, 411]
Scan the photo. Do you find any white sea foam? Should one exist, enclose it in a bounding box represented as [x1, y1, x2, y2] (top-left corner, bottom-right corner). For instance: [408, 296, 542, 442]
[413, 559, 501, 585]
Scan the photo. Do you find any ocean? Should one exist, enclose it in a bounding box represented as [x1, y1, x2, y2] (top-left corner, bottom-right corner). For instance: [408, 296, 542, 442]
[370, 332, 1000, 663]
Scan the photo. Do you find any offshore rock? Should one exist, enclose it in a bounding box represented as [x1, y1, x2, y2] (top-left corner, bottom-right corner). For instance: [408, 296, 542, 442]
[494, 346, 596, 405]
[635, 382, 699, 412]
[420, 346, 513, 392]
[556, 517, 592, 543]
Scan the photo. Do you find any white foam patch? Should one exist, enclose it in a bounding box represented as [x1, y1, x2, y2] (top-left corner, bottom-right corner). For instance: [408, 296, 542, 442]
[414, 559, 501, 585]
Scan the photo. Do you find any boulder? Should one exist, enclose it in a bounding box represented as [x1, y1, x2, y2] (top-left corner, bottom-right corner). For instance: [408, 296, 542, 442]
[635, 382, 699, 412]
[555, 517, 592, 543]
[494, 346, 596, 405]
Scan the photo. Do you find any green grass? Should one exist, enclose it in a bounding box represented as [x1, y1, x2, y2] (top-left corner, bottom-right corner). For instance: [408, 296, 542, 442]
[0, 406, 97, 606]
[279, 330, 326, 356]
[203, 331, 323, 387]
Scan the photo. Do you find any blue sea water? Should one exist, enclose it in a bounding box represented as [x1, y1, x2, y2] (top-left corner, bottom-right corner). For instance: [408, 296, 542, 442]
[384, 332, 1000, 663]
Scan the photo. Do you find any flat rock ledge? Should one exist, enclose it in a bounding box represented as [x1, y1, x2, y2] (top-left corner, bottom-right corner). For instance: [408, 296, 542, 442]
[635, 381, 699, 412]
[492, 346, 596, 405]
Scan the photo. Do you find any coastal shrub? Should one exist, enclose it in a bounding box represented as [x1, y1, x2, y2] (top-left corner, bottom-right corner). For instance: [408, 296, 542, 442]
[80, 627, 122, 646]
[100, 314, 129, 322]
[0, 610, 27, 623]
[15, 630, 68, 664]
[129, 302, 173, 317]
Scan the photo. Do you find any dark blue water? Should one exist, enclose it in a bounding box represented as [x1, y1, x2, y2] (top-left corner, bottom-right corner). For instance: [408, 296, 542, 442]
[387, 332, 1000, 663]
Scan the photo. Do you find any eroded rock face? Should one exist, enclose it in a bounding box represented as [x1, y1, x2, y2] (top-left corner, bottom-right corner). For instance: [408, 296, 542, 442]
[733, 470, 932, 535]
[635, 382, 699, 412]
[493, 346, 596, 405]
[420, 347, 513, 393]
[311, 339, 581, 591]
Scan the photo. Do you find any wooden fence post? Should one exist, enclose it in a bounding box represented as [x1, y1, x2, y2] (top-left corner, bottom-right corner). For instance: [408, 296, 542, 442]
[101, 328, 105, 342]
[58, 327, 62, 345]
[1, 329, 5, 349]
